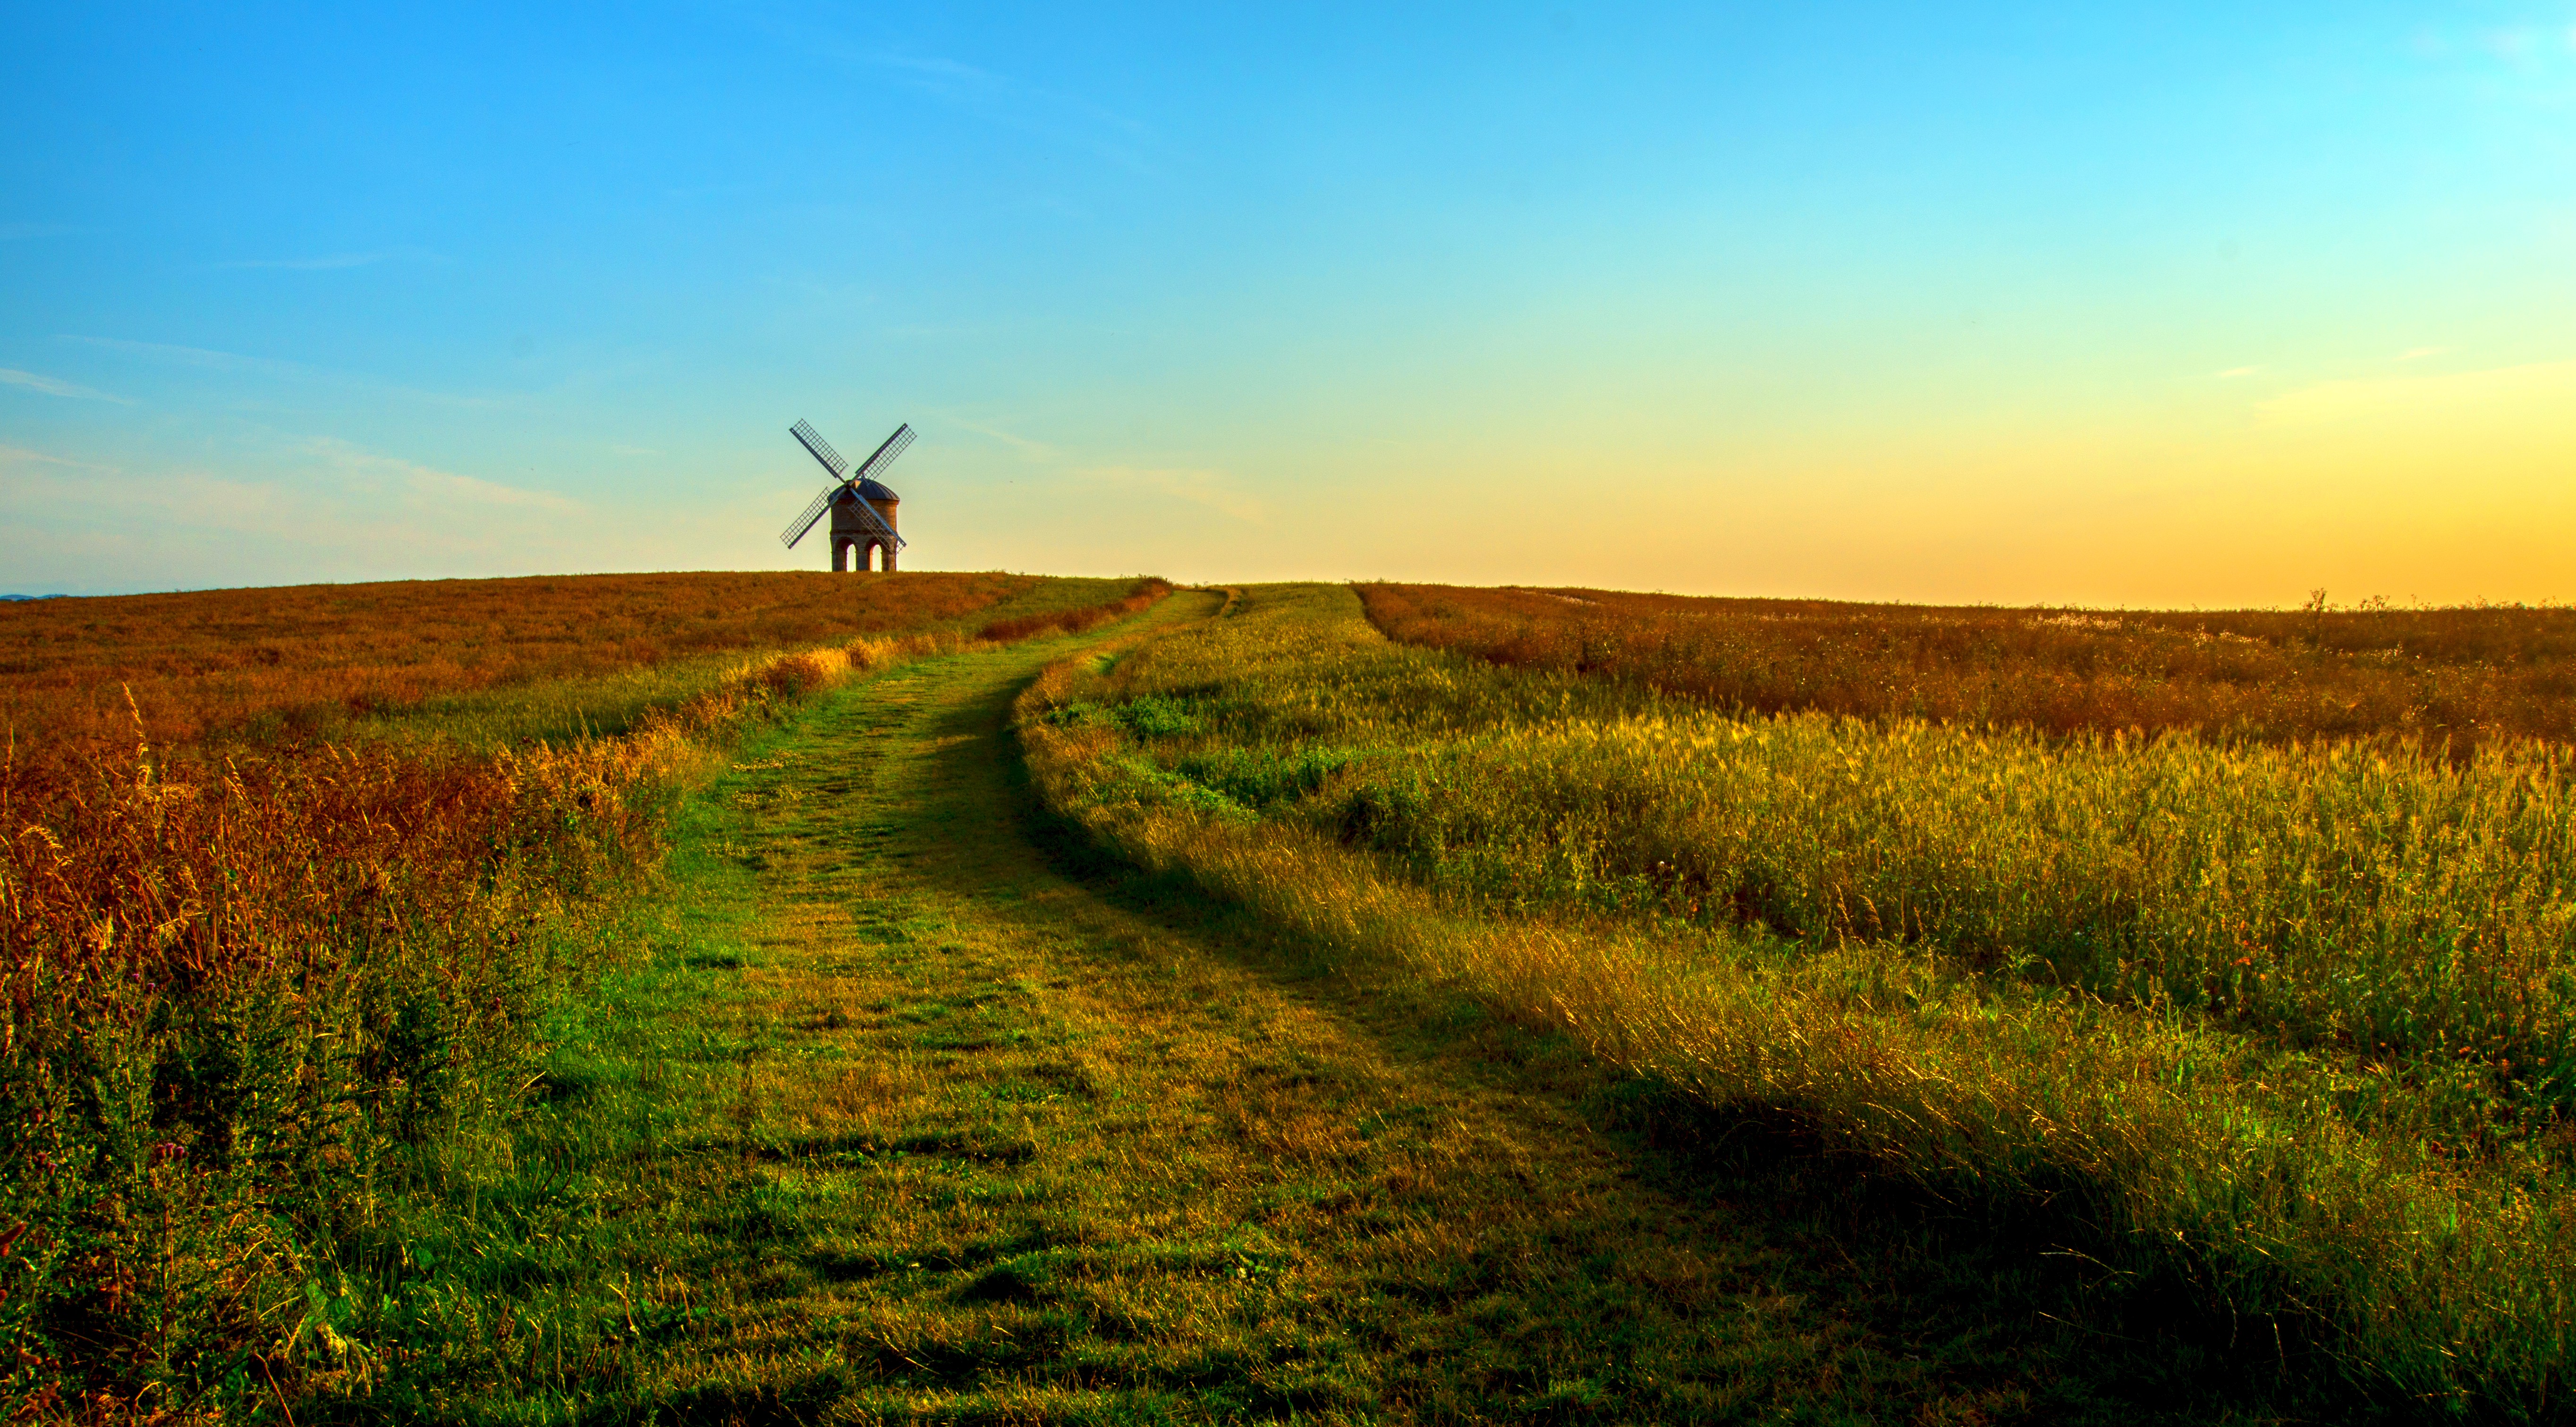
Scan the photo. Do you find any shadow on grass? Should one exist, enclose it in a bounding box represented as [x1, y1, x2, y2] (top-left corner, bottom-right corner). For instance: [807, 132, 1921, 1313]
[958, 668, 2372, 1426]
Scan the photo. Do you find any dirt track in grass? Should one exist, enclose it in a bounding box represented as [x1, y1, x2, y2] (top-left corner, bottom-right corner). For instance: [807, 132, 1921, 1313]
[541, 590, 2264, 1424]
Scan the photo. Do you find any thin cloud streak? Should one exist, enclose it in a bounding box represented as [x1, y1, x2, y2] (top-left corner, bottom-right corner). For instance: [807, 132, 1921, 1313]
[2254, 357, 2576, 428]
[1079, 464, 1268, 523]
[63, 335, 307, 377]
[855, 48, 1162, 174]
[0, 443, 118, 473]
[211, 247, 443, 271]
[305, 436, 583, 512]
[739, 2, 1161, 168]
[939, 413, 1065, 463]
[61, 335, 530, 412]
[932, 414, 1262, 520]
[0, 367, 133, 403]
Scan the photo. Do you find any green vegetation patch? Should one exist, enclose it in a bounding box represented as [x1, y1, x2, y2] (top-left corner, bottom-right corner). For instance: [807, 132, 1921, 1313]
[1016, 581, 2576, 1418]
[262, 594, 2116, 1424]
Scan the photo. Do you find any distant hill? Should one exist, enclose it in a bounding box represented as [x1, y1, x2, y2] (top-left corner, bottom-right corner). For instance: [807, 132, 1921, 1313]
[0, 594, 69, 601]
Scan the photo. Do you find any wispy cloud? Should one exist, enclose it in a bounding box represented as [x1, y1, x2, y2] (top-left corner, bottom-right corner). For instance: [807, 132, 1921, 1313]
[0, 367, 132, 403]
[2408, 18, 2576, 97]
[0, 443, 117, 473]
[859, 49, 1162, 173]
[63, 334, 304, 377]
[662, 181, 758, 201]
[1080, 464, 1267, 523]
[929, 412, 1262, 519]
[873, 53, 1011, 97]
[2482, 26, 2541, 61]
[2256, 358, 2576, 427]
[211, 246, 442, 271]
[941, 414, 1065, 462]
[62, 334, 525, 411]
[305, 437, 582, 512]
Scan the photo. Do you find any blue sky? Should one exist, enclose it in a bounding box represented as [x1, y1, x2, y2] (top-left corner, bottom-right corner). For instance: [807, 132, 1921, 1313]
[4, 3, 2572, 602]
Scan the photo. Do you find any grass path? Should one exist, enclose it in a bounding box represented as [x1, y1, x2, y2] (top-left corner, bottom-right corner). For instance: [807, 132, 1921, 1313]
[475, 594, 2257, 1424]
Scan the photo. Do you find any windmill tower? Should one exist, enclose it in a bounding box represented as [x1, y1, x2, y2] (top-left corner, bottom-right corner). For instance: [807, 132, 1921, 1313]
[782, 419, 913, 571]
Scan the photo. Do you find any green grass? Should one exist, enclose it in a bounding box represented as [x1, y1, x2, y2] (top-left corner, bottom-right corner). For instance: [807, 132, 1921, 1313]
[273, 591, 2279, 1423]
[0, 577, 1163, 1419]
[42, 572, 2568, 1420]
[1016, 582, 2576, 1418]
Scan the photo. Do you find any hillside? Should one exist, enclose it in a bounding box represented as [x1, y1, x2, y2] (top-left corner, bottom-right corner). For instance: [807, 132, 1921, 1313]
[6, 574, 2570, 1422]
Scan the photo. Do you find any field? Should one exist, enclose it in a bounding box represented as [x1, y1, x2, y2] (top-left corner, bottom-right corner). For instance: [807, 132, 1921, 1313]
[7, 571, 2572, 1422]
[0, 570, 1038, 751]
[0, 573, 1166, 1421]
[1024, 583, 2576, 1416]
[1359, 583, 2576, 749]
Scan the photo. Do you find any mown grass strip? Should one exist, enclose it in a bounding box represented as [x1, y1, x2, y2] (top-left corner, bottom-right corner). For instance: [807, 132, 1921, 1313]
[319, 590, 2254, 1424]
[0, 575, 1169, 1420]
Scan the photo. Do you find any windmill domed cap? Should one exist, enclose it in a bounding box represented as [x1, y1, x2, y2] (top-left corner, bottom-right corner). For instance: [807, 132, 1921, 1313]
[851, 477, 899, 501]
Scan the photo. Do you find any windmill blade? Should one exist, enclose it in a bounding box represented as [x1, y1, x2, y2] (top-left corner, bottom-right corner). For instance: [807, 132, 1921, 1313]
[789, 419, 849, 478]
[849, 423, 915, 484]
[845, 489, 907, 549]
[780, 484, 839, 549]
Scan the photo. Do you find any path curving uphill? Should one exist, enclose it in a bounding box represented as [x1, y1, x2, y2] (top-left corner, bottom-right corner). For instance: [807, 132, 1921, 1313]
[453, 588, 2243, 1425]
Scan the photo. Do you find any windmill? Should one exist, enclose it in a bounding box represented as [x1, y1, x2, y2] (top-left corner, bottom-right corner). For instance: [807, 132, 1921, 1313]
[782, 419, 913, 572]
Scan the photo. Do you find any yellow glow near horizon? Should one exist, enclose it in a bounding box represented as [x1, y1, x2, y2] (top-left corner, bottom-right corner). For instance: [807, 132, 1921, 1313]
[1258, 358, 2573, 609]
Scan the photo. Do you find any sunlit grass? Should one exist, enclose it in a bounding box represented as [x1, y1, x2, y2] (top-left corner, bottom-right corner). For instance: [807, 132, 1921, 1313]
[1361, 581, 2576, 749]
[0, 574, 1170, 1419]
[0, 570, 1044, 752]
[1019, 581, 2576, 1413]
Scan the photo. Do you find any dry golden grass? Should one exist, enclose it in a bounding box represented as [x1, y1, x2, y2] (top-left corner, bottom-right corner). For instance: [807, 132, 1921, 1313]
[1361, 583, 2576, 750]
[976, 578, 1173, 642]
[0, 573, 1172, 1419]
[0, 570, 1030, 752]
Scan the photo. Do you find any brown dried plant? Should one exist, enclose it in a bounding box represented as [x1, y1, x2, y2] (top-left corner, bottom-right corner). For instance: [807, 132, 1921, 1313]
[0, 570, 1031, 755]
[0, 573, 1170, 1418]
[1359, 583, 2576, 751]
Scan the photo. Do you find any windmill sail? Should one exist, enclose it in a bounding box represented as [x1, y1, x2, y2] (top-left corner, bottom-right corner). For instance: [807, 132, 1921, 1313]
[790, 419, 849, 477]
[781, 485, 839, 548]
[841, 484, 906, 549]
[782, 418, 911, 552]
[850, 424, 915, 484]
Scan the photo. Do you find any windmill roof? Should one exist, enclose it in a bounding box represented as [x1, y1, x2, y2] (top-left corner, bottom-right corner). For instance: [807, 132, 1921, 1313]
[840, 477, 899, 502]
